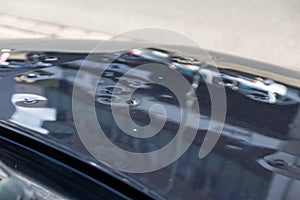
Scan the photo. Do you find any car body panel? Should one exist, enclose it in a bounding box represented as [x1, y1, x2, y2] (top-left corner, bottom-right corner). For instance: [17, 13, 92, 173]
[0, 39, 300, 200]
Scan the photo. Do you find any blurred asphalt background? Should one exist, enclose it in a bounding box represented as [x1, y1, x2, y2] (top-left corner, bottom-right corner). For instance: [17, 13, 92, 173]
[0, 0, 299, 70]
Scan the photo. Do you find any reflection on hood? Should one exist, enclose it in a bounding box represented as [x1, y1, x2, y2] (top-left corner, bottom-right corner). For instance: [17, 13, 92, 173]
[10, 94, 56, 134]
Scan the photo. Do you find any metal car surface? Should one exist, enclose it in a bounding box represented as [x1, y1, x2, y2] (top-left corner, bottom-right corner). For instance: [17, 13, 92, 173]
[0, 39, 300, 200]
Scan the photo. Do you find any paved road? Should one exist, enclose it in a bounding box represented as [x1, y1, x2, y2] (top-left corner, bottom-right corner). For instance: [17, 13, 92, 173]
[0, 0, 299, 70]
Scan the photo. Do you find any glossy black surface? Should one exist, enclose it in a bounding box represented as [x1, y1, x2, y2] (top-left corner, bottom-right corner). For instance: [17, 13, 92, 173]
[1, 42, 300, 200]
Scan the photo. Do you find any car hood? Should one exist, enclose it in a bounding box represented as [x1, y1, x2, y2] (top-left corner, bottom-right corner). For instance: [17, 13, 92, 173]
[1, 39, 300, 200]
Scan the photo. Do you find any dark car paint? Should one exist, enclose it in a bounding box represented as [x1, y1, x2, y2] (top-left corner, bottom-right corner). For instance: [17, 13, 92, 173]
[0, 40, 300, 200]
